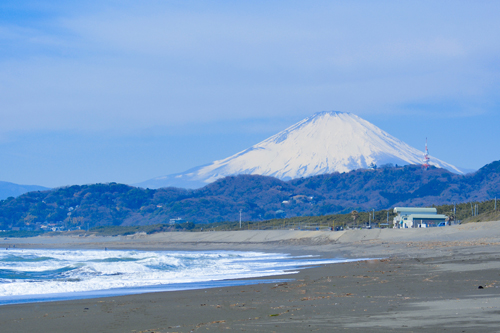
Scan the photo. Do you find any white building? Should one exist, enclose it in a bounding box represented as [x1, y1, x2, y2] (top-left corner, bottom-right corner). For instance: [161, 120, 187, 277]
[393, 207, 448, 228]
[169, 217, 186, 225]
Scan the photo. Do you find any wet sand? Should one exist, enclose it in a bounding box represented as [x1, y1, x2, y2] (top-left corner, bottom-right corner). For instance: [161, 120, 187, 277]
[1, 222, 500, 332]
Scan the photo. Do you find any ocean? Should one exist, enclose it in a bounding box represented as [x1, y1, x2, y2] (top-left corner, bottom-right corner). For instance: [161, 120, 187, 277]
[0, 248, 365, 305]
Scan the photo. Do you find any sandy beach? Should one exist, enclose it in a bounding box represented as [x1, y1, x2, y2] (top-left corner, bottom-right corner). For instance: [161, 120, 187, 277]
[1, 222, 500, 332]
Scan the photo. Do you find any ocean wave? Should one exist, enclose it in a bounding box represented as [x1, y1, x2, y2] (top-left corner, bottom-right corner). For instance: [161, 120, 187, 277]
[0, 249, 369, 300]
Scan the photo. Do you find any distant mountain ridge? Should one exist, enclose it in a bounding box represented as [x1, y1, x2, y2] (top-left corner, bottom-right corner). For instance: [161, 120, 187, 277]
[1, 160, 498, 229]
[0, 181, 50, 200]
[137, 111, 465, 189]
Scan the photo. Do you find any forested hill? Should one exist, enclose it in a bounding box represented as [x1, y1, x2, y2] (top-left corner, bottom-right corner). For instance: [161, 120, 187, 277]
[0, 161, 499, 230]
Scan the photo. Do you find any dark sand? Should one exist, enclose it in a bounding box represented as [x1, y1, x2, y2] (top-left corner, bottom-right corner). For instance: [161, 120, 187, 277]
[1, 223, 500, 332]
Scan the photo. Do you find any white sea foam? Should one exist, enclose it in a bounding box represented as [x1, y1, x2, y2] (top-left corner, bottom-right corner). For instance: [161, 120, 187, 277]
[0, 249, 366, 299]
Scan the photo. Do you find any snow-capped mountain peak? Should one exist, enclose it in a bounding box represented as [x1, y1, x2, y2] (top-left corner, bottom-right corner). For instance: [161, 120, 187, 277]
[137, 111, 464, 189]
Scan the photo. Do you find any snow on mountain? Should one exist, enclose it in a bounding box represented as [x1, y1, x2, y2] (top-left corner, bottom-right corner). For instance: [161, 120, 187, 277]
[136, 111, 465, 189]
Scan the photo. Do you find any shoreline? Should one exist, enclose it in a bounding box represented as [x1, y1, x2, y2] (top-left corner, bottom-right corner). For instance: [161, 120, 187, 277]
[3, 221, 499, 256]
[1, 222, 500, 331]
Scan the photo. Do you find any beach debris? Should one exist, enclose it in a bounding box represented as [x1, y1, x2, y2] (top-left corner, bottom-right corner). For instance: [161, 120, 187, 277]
[272, 282, 288, 289]
[230, 303, 246, 308]
[195, 320, 226, 329]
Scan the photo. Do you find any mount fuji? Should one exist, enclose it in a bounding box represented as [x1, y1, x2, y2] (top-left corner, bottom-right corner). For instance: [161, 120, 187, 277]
[137, 111, 465, 189]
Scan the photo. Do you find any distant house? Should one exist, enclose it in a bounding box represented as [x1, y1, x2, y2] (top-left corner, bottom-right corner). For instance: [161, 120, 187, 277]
[292, 195, 308, 202]
[393, 207, 448, 228]
[275, 210, 286, 218]
[169, 218, 186, 225]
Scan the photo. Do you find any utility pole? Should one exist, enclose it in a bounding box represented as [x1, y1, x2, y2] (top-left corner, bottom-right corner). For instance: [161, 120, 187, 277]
[495, 197, 497, 211]
[454, 203, 456, 225]
[239, 209, 242, 229]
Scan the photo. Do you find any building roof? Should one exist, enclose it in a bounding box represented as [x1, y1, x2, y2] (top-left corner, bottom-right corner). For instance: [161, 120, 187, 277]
[394, 207, 437, 214]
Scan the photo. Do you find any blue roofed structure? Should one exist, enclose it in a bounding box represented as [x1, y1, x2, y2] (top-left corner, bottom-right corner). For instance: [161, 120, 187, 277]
[393, 207, 448, 228]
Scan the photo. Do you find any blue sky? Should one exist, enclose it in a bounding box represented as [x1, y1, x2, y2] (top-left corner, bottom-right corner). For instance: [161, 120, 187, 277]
[1, 1, 499, 187]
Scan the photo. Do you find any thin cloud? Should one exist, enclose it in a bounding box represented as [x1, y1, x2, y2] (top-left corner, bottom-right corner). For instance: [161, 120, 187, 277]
[0, 2, 499, 140]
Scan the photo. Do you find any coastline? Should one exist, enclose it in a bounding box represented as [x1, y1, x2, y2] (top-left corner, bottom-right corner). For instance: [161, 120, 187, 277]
[3, 221, 498, 255]
[1, 222, 500, 332]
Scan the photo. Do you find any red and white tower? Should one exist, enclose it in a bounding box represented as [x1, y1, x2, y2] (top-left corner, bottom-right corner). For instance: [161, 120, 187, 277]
[422, 138, 430, 169]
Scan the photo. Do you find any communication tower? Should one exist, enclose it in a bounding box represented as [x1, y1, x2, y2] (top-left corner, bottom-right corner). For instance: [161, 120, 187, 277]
[422, 138, 430, 169]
